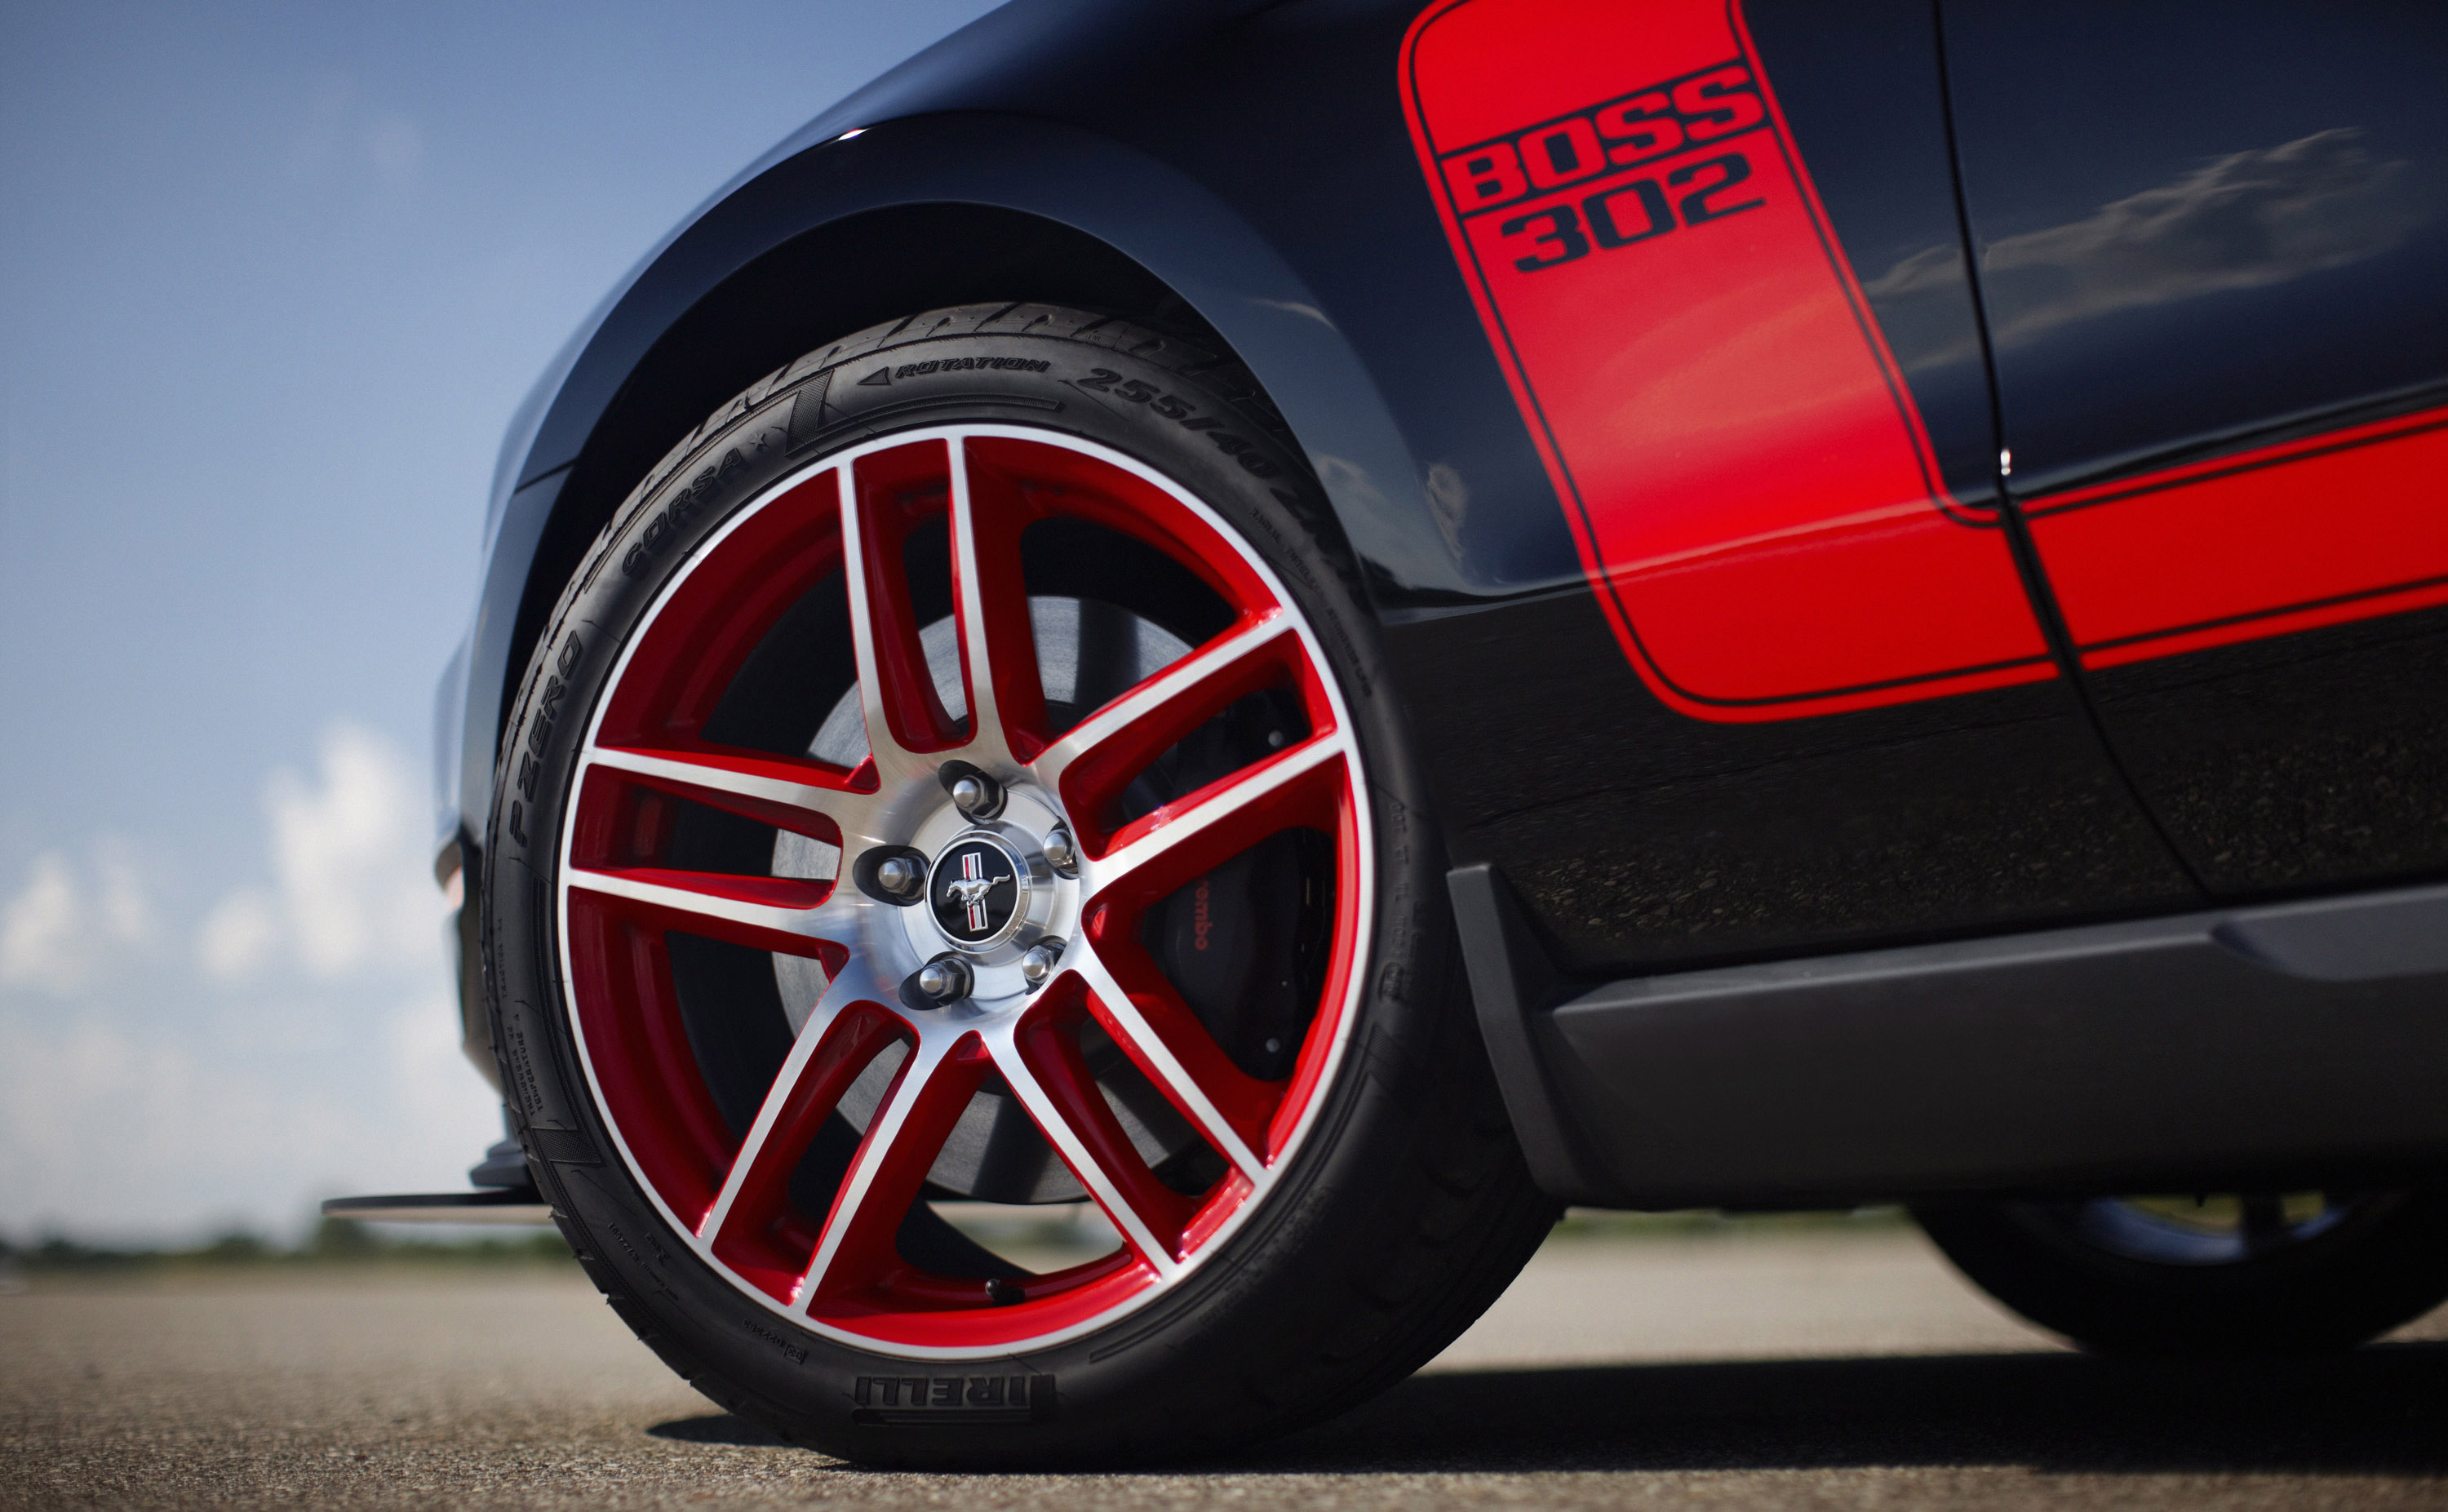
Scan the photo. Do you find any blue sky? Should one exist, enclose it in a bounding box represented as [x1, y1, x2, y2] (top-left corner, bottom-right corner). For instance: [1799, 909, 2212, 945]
[0, 1, 1000, 1243]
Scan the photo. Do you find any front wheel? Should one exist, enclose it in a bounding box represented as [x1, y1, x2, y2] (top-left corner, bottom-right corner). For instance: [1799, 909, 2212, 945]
[1916, 1188, 2448, 1355]
[482, 304, 1555, 1466]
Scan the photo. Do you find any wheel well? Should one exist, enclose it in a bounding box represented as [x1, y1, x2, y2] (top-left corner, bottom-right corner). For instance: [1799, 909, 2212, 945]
[501, 202, 1232, 747]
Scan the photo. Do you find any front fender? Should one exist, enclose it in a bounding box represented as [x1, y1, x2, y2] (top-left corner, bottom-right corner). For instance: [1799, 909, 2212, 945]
[455, 110, 1448, 845]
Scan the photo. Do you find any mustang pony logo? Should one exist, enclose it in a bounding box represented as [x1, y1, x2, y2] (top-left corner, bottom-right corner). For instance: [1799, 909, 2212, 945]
[932, 840, 1022, 943]
[942, 862, 1008, 933]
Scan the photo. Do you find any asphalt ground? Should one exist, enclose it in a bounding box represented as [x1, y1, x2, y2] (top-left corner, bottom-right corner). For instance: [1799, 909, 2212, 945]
[7, 1225, 2448, 1510]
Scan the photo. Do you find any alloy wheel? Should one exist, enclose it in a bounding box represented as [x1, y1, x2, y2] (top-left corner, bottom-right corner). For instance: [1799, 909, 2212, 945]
[552, 425, 1372, 1356]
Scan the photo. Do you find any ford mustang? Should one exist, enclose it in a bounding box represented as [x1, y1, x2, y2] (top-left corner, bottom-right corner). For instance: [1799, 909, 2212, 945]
[331, 0, 2448, 1467]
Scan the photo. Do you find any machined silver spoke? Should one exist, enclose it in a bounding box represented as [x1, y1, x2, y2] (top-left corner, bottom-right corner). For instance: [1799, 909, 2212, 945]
[1087, 734, 1346, 897]
[792, 1030, 966, 1310]
[946, 437, 1032, 768]
[564, 864, 862, 953]
[983, 1020, 1186, 1278]
[835, 465, 942, 787]
[1031, 614, 1295, 800]
[698, 956, 893, 1244]
[582, 744, 881, 845]
[1068, 942, 1265, 1183]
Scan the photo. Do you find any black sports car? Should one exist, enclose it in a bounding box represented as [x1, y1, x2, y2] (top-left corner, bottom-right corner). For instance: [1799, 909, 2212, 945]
[339, 0, 2448, 1467]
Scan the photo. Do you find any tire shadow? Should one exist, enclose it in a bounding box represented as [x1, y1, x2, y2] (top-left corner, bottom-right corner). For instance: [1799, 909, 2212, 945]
[1243, 1344, 2448, 1475]
[648, 1413, 787, 1447]
[643, 1345, 2448, 1474]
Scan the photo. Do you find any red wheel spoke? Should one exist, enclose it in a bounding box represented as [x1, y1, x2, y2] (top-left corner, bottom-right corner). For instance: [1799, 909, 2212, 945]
[994, 1004, 1199, 1270]
[840, 458, 955, 782]
[564, 866, 854, 959]
[1068, 944, 1269, 1180]
[796, 1031, 994, 1312]
[583, 744, 877, 844]
[1077, 949, 1273, 1169]
[700, 984, 903, 1282]
[1032, 615, 1296, 840]
[949, 438, 1048, 764]
[1090, 735, 1347, 906]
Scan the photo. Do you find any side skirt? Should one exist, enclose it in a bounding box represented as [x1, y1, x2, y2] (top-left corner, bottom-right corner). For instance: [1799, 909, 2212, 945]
[1450, 866, 2448, 1208]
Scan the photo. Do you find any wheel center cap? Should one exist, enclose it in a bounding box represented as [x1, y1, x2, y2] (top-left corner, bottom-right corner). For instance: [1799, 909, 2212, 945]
[928, 833, 1029, 950]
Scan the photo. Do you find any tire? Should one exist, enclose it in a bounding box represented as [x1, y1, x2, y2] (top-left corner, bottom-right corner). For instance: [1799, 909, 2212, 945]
[482, 303, 1557, 1467]
[1915, 1188, 2448, 1355]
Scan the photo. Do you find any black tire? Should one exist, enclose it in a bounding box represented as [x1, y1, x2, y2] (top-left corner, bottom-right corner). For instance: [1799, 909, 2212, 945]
[482, 303, 1558, 1467]
[1915, 1189, 2448, 1355]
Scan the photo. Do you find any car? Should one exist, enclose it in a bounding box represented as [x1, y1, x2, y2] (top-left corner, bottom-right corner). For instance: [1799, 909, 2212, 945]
[328, 0, 2448, 1468]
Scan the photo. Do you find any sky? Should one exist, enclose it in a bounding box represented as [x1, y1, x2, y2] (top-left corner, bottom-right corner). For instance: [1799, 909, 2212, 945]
[0, 0, 1001, 1245]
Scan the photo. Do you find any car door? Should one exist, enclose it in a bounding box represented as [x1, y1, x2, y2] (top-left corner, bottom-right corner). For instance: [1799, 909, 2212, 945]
[1395, 0, 2198, 969]
[1944, 0, 2448, 894]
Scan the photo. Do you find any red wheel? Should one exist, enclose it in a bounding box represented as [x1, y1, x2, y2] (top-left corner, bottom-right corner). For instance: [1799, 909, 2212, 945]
[487, 305, 1553, 1465]
[561, 423, 1368, 1350]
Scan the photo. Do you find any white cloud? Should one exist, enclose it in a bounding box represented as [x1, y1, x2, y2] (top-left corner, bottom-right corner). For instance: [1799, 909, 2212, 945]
[0, 723, 494, 1240]
[386, 988, 498, 1151]
[197, 889, 281, 979]
[0, 841, 154, 995]
[0, 854, 79, 993]
[0, 991, 499, 1244]
[199, 722, 442, 982]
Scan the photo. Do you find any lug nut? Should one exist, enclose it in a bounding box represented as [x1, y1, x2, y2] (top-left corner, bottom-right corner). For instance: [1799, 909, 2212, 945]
[855, 846, 928, 905]
[903, 954, 973, 1010]
[1041, 826, 1077, 877]
[1020, 938, 1066, 988]
[939, 760, 1004, 819]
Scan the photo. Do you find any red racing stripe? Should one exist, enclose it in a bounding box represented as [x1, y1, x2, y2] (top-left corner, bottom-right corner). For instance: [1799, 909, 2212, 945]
[1402, 0, 2054, 722]
[2023, 403, 2448, 668]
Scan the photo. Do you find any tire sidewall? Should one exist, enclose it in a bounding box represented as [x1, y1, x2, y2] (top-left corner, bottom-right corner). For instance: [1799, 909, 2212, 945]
[484, 317, 1456, 1464]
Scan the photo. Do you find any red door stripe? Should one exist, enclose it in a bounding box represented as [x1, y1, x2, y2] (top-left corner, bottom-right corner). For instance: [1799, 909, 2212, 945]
[2024, 403, 2448, 669]
[1402, 0, 2055, 722]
